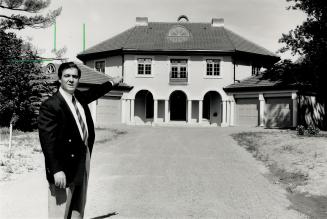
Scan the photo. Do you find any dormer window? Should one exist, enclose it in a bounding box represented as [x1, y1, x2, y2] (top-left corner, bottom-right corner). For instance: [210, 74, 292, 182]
[95, 60, 105, 73]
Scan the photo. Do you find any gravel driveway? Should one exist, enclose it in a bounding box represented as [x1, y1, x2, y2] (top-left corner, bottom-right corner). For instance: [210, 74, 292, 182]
[84, 126, 306, 218]
[1, 125, 306, 218]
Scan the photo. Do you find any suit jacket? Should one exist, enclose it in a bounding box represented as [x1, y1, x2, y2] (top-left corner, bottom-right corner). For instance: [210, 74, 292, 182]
[38, 82, 113, 184]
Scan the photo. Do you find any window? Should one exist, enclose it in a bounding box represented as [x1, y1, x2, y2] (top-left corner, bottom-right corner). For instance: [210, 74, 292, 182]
[252, 65, 261, 75]
[138, 58, 152, 75]
[170, 59, 188, 78]
[206, 59, 220, 76]
[95, 61, 105, 73]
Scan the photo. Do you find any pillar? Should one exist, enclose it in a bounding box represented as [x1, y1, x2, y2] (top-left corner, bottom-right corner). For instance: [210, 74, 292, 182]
[198, 100, 203, 123]
[164, 99, 169, 122]
[121, 99, 126, 123]
[153, 99, 158, 123]
[187, 100, 192, 123]
[130, 99, 135, 124]
[221, 100, 227, 127]
[259, 94, 265, 127]
[230, 100, 235, 126]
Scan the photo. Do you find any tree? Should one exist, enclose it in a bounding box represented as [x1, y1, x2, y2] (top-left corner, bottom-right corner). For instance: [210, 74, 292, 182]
[278, 0, 327, 96]
[0, 0, 61, 30]
[0, 30, 51, 130]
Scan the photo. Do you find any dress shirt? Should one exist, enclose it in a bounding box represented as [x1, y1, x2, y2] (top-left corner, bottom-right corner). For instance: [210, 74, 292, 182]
[59, 87, 88, 140]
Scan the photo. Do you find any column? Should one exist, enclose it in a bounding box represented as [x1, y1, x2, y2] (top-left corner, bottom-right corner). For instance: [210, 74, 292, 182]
[130, 99, 135, 124]
[221, 100, 227, 127]
[153, 99, 158, 123]
[198, 100, 203, 124]
[226, 101, 231, 126]
[259, 94, 265, 127]
[230, 100, 235, 126]
[187, 100, 192, 123]
[292, 92, 298, 127]
[121, 99, 126, 123]
[164, 99, 169, 123]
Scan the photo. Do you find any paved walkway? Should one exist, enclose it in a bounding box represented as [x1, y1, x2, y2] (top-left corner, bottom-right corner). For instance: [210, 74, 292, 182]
[1, 126, 306, 218]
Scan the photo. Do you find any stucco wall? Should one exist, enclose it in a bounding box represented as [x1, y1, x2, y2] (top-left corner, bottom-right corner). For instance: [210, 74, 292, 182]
[123, 54, 234, 100]
[85, 56, 122, 77]
[235, 59, 252, 81]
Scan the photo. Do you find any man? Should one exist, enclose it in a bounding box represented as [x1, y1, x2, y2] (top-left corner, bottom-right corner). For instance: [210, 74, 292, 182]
[38, 62, 121, 218]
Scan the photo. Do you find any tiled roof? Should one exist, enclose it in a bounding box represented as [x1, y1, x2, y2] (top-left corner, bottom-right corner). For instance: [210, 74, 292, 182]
[224, 74, 298, 92]
[43, 62, 109, 84]
[77, 22, 278, 58]
[42, 62, 131, 89]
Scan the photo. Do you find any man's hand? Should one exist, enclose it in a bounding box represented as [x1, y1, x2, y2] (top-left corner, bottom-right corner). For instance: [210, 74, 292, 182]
[54, 171, 66, 188]
[110, 76, 122, 86]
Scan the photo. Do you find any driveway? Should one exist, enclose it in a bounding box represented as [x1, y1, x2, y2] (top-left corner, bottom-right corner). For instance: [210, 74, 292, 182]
[84, 126, 305, 218]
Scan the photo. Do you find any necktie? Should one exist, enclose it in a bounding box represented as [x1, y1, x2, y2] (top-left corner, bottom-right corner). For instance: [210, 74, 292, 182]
[72, 96, 88, 146]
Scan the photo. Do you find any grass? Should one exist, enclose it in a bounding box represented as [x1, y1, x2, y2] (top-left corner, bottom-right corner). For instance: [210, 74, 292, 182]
[231, 130, 327, 218]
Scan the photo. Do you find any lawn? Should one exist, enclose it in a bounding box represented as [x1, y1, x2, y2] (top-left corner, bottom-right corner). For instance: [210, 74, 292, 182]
[0, 127, 127, 182]
[232, 129, 327, 218]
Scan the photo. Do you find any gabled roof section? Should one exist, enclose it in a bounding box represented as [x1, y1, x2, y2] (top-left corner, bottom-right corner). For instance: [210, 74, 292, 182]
[77, 21, 278, 60]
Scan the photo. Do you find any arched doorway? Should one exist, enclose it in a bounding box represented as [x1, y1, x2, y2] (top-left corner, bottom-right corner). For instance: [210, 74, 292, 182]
[170, 90, 187, 121]
[203, 91, 222, 125]
[135, 90, 154, 123]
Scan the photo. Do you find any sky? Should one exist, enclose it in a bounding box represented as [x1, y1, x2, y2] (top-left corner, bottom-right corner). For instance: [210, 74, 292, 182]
[16, 0, 306, 62]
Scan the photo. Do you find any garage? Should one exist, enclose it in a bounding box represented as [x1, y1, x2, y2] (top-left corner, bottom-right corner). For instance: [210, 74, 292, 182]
[235, 98, 259, 126]
[265, 97, 292, 128]
[96, 95, 122, 127]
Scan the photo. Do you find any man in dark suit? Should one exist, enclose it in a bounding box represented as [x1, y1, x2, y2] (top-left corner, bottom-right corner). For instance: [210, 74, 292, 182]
[38, 62, 121, 218]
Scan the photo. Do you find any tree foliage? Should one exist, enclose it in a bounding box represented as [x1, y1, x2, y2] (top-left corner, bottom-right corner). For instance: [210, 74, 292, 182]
[0, 0, 61, 30]
[278, 0, 327, 96]
[0, 30, 52, 130]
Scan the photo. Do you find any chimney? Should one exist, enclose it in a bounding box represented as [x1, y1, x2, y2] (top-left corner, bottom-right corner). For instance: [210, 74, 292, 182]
[211, 18, 224, 27]
[136, 17, 148, 26]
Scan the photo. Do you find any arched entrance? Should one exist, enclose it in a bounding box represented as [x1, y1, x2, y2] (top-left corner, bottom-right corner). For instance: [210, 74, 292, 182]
[203, 91, 222, 125]
[135, 90, 154, 123]
[170, 90, 187, 121]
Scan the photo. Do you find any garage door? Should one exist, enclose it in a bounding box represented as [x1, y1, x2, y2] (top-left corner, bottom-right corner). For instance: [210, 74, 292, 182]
[96, 96, 121, 127]
[265, 97, 292, 128]
[236, 98, 259, 126]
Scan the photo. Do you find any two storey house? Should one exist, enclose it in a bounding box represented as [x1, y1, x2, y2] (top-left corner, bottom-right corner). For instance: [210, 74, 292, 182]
[77, 16, 291, 127]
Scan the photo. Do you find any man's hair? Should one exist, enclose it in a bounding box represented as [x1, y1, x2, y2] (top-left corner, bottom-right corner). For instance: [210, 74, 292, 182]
[58, 62, 81, 79]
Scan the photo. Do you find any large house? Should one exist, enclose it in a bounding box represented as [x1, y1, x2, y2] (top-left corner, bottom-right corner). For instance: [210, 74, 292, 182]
[76, 16, 304, 128]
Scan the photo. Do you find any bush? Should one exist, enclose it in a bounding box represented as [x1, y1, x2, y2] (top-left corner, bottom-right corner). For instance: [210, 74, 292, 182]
[307, 125, 320, 136]
[296, 125, 305, 135]
[296, 124, 320, 136]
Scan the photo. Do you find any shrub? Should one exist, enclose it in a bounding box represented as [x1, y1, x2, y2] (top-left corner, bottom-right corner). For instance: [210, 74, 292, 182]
[296, 125, 305, 135]
[307, 124, 320, 136]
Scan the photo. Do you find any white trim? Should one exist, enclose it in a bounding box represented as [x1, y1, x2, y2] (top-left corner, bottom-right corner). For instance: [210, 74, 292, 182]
[134, 55, 155, 77]
[202, 56, 223, 78]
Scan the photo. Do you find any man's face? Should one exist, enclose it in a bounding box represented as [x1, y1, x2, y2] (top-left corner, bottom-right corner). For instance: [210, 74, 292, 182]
[59, 68, 80, 94]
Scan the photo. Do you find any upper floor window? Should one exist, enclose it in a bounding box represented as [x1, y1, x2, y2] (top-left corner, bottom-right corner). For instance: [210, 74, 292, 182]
[170, 59, 188, 78]
[252, 65, 261, 75]
[138, 58, 152, 75]
[206, 59, 220, 76]
[95, 60, 105, 73]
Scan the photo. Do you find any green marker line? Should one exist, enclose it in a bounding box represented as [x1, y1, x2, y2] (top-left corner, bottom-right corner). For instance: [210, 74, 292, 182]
[83, 23, 86, 51]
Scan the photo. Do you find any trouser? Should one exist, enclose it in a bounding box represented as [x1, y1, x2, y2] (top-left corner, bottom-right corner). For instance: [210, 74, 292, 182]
[48, 148, 90, 219]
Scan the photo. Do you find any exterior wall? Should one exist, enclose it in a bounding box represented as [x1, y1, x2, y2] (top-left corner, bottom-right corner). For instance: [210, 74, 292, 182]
[85, 56, 123, 78]
[123, 54, 233, 100]
[235, 59, 252, 81]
